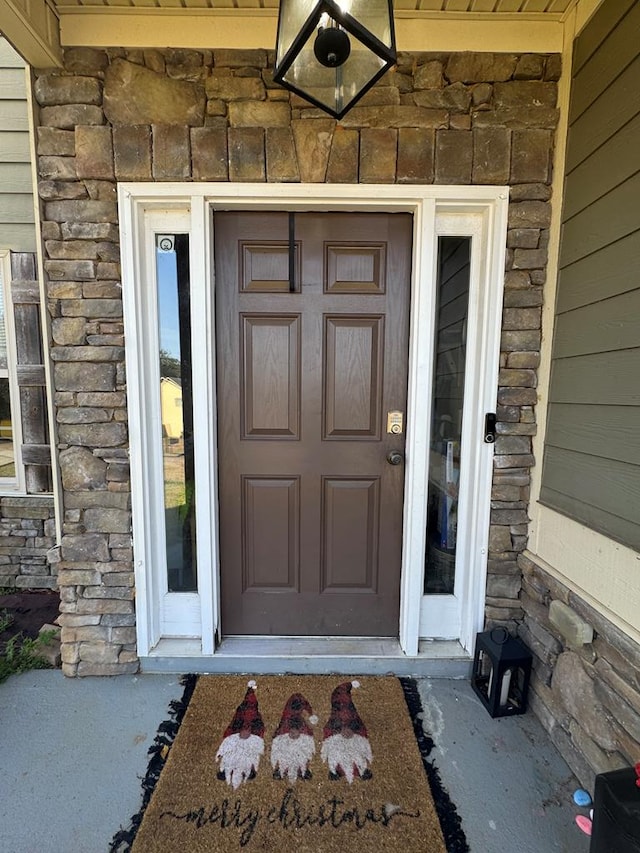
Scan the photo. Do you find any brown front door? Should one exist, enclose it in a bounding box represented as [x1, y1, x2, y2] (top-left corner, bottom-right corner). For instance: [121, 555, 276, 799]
[215, 211, 412, 636]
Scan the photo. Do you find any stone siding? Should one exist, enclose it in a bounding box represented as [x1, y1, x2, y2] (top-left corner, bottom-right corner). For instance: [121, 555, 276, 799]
[519, 553, 640, 791]
[32, 48, 560, 675]
[0, 497, 57, 589]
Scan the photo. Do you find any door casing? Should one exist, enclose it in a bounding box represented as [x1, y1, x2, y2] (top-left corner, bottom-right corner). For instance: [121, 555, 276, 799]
[119, 183, 509, 659]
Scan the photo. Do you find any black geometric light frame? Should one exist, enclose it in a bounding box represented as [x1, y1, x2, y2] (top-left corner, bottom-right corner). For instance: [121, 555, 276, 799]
[274, 0, 397, 120]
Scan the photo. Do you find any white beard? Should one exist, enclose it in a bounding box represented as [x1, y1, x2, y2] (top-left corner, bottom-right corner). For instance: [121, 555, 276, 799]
[270, 732, 316, 782]
[320, 732, 373, 784]
[216, 733, 265, 790]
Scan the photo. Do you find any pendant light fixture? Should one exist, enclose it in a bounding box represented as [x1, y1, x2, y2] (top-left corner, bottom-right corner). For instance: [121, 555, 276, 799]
[274, 0, 397, 119]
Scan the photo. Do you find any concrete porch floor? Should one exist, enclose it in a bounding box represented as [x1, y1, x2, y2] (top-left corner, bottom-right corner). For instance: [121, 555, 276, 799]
[0, 671, 591, 853]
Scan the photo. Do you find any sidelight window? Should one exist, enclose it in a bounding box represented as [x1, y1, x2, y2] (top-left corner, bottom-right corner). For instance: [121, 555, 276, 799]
[155, 234, 197, 593]
[424, 236, 471, 595]
[0, 251, 24, 490]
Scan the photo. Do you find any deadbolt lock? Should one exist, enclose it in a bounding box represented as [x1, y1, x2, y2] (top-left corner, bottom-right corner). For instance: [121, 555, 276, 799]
[387, 411, 404, 435]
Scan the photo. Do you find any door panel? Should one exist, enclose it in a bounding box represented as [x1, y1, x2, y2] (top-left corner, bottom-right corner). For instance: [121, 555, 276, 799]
[324, 316, 383, 438]
[240, 241, 300, 293]
[322, 476, 380, 591]
[242, 476, 299, 590]
[242, 315, 300, 438]
[325, 243, 386, 293]
[215, 211, 412, 636]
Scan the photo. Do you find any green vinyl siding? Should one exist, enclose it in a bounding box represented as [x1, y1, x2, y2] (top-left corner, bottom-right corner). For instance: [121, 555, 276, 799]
[0, 68, 27, 100]
[552, 290, 640, 358]
[541, 483, 640, 553]
[0, 194, 35, 223]
[548, 350, 640, 407]
[560, 171, 640, 267]
[546, 404, 640, 467]
[569, 0, 640, 122]
[0, 37, 35, 253]
[566, 55, 640, 172]
[555, 230, 640, 313]
[563, 112, 640, 220]
[0, 130, 30, 162]
[433, 238, 470, 421]
[541, 0, 640, 551]
[0, 162, 32, 193]
[544, 447, 640, 525]
[570, 0, 636, 74]
[0, 99, 30, 131]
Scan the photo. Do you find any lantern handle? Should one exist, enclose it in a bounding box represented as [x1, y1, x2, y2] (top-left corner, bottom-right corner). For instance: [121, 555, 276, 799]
[490, 626, 510, 645]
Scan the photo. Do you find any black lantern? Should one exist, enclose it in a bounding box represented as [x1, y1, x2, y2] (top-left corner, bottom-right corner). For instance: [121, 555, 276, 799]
[591, 767, 640, 853]
[471, 627, 532, 718]
[273, 0, 397, 119]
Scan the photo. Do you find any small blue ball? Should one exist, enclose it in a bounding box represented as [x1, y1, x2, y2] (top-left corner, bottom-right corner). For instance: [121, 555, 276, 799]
[573, 789, 592, 807]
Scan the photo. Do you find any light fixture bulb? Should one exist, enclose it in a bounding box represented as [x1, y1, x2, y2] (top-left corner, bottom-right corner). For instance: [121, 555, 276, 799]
[314, 24, 351, 68]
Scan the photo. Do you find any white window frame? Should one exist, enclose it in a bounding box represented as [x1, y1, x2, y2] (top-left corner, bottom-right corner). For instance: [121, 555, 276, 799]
[120, 183, 508, 659]
[0, 249, 25, 493]
[418, 211, 507, 650]
[122, 206, 216, 652]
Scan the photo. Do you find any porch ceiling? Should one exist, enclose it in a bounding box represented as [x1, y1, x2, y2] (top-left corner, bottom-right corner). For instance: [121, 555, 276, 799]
[53, 1, 573, 11]
[2, 0, 586, 74]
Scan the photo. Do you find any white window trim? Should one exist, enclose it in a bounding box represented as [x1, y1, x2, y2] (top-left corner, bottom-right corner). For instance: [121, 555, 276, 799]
[418, 211, 506, 650]
[120, 183, 508, 659]
[0, 249, 26, 493]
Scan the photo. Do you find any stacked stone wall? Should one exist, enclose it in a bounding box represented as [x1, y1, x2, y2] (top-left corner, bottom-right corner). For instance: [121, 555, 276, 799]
[32, 47, 560, 675]
[0, 497, 57, 589]
[519, 553, 640, 791]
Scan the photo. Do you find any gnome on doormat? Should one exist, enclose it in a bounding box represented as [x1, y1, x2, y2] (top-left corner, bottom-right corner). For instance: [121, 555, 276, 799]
[215, 680, 265, 790]
[271, 693, 318, 782]
[321, 680, 373, 783]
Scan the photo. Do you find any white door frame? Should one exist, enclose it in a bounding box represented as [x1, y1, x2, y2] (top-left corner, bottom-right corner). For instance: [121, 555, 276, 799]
[418, 212, 507, 650]
[119, 183, 508, 659]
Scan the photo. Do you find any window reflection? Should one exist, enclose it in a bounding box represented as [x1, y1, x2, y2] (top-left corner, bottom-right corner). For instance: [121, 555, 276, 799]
[156, 234, 197, 592]
[0, 284, 16, 479]
[424, 237, 471, 595]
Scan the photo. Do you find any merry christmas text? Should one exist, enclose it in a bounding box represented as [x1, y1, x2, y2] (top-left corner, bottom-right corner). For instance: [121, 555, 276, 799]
[160, 787, 421, 847]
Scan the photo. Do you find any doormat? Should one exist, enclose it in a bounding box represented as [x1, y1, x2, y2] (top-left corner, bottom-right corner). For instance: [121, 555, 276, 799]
[110, 675, 469, 853]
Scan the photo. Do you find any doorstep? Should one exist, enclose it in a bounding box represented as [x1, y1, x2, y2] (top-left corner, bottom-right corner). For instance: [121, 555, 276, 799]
[140, 637, 472, 677]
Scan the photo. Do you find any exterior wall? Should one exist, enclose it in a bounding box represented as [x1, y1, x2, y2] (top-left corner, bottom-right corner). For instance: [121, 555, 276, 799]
[160, 378, 183, 442]
[0, 38, 56, 590]
[531, 0, 640, 641]
[520, 553, 640, 791]
[516, 0, 640, 792]
[31, 47, 560, 675]
[541, 0, 640, 553]
[0, 495, 56, 589]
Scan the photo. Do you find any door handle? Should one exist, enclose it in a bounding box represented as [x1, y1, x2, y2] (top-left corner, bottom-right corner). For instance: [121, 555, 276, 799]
[386, 450, 404, 466]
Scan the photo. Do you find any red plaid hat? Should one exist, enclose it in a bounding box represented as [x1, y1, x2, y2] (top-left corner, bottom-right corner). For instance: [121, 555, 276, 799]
[273, 693, 318, 737]
[223, 680, 265, 739]
[323, 680, 368, 739]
